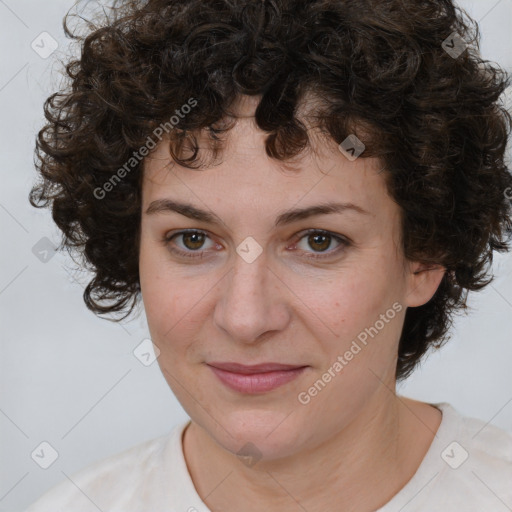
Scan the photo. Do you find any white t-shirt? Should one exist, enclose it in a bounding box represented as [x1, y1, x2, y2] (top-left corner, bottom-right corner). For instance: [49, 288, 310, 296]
[25, 402, 512, 512]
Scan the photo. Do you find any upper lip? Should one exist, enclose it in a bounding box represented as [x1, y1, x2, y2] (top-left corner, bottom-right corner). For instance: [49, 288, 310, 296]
[207, 362, 307, 374]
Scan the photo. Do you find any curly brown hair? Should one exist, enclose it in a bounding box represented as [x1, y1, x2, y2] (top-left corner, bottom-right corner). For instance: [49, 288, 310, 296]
[29, 0, 512, 381]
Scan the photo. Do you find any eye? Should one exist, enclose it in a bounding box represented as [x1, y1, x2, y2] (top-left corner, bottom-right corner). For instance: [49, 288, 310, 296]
[163, 230, 217, 259]
[291, 229, 350, 259]
[162, 229, 350, 260]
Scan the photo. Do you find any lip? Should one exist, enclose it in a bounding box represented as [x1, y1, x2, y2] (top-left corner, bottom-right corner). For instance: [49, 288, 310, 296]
[207, 362, 308, 394]
[207, 362, 306, 374]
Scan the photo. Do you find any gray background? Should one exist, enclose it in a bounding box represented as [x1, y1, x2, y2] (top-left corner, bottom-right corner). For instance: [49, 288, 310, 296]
[1, 0, 511, 510]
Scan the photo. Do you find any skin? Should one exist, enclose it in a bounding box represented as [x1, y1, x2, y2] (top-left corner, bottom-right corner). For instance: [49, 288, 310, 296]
[138, 94, 446, 512]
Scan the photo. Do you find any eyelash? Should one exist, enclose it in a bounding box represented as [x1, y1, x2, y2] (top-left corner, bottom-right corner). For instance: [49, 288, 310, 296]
[162, 229, 350, 260]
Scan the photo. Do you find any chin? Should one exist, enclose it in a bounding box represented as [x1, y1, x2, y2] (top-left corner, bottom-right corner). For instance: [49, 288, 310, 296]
[203, 408, 307, 462]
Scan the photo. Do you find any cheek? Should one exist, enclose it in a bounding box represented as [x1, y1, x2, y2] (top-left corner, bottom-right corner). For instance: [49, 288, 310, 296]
[301, 266, 392, 336]
[139, 239, 183, 344]
[296, 257, 404, 367]
[294, 271, 404, 423]
[139, 243, 213, 361]
[142, 278, 201, 351]
[139, 242, 166, 328]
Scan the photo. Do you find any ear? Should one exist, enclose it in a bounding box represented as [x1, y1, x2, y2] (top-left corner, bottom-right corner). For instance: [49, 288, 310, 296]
[404, 261, 446, 308]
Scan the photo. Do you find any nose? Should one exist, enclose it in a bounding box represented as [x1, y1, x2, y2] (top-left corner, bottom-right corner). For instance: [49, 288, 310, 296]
[213, 251, 290, 344]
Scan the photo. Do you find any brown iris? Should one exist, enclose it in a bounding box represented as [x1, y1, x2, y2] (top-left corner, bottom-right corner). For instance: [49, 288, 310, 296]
[182, 232, 206, 250]
[307, 233, 331, 252]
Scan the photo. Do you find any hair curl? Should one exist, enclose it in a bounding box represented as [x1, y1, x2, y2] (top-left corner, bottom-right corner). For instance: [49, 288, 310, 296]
[29, 0, 512, 381]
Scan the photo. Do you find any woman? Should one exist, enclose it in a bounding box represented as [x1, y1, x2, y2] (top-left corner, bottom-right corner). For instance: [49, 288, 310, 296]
[26, 0, 512, 510]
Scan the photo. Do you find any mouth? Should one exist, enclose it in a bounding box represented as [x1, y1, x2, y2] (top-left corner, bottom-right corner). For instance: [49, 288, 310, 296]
[206, 362, 309, 394]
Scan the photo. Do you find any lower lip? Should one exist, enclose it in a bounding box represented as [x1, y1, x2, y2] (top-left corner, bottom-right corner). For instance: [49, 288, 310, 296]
[208, 366, 308, 394]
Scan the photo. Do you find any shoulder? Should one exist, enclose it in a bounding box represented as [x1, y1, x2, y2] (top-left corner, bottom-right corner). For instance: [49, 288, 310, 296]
[24, 421, 189, 512]
[428, 402, 512, 508]
[379, 401, 512, 512]
[457, 405, 512, 488]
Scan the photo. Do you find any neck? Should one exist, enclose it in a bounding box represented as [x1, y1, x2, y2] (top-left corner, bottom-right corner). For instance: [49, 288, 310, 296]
[182, 393, 441, 512]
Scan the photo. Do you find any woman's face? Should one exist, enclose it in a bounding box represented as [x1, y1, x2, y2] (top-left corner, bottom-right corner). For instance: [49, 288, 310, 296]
[138, 96, 443, 461]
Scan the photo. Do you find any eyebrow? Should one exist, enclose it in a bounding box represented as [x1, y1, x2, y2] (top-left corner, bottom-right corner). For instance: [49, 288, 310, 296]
[144, 199, 370, 227]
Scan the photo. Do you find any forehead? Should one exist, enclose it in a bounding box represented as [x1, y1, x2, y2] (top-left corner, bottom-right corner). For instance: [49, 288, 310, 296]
[141, 95, 393, 224]
[144, 126, 386, 207]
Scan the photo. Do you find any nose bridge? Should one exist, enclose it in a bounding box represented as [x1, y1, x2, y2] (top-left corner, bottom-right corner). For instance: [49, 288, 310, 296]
[214, 248, 286, 342]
